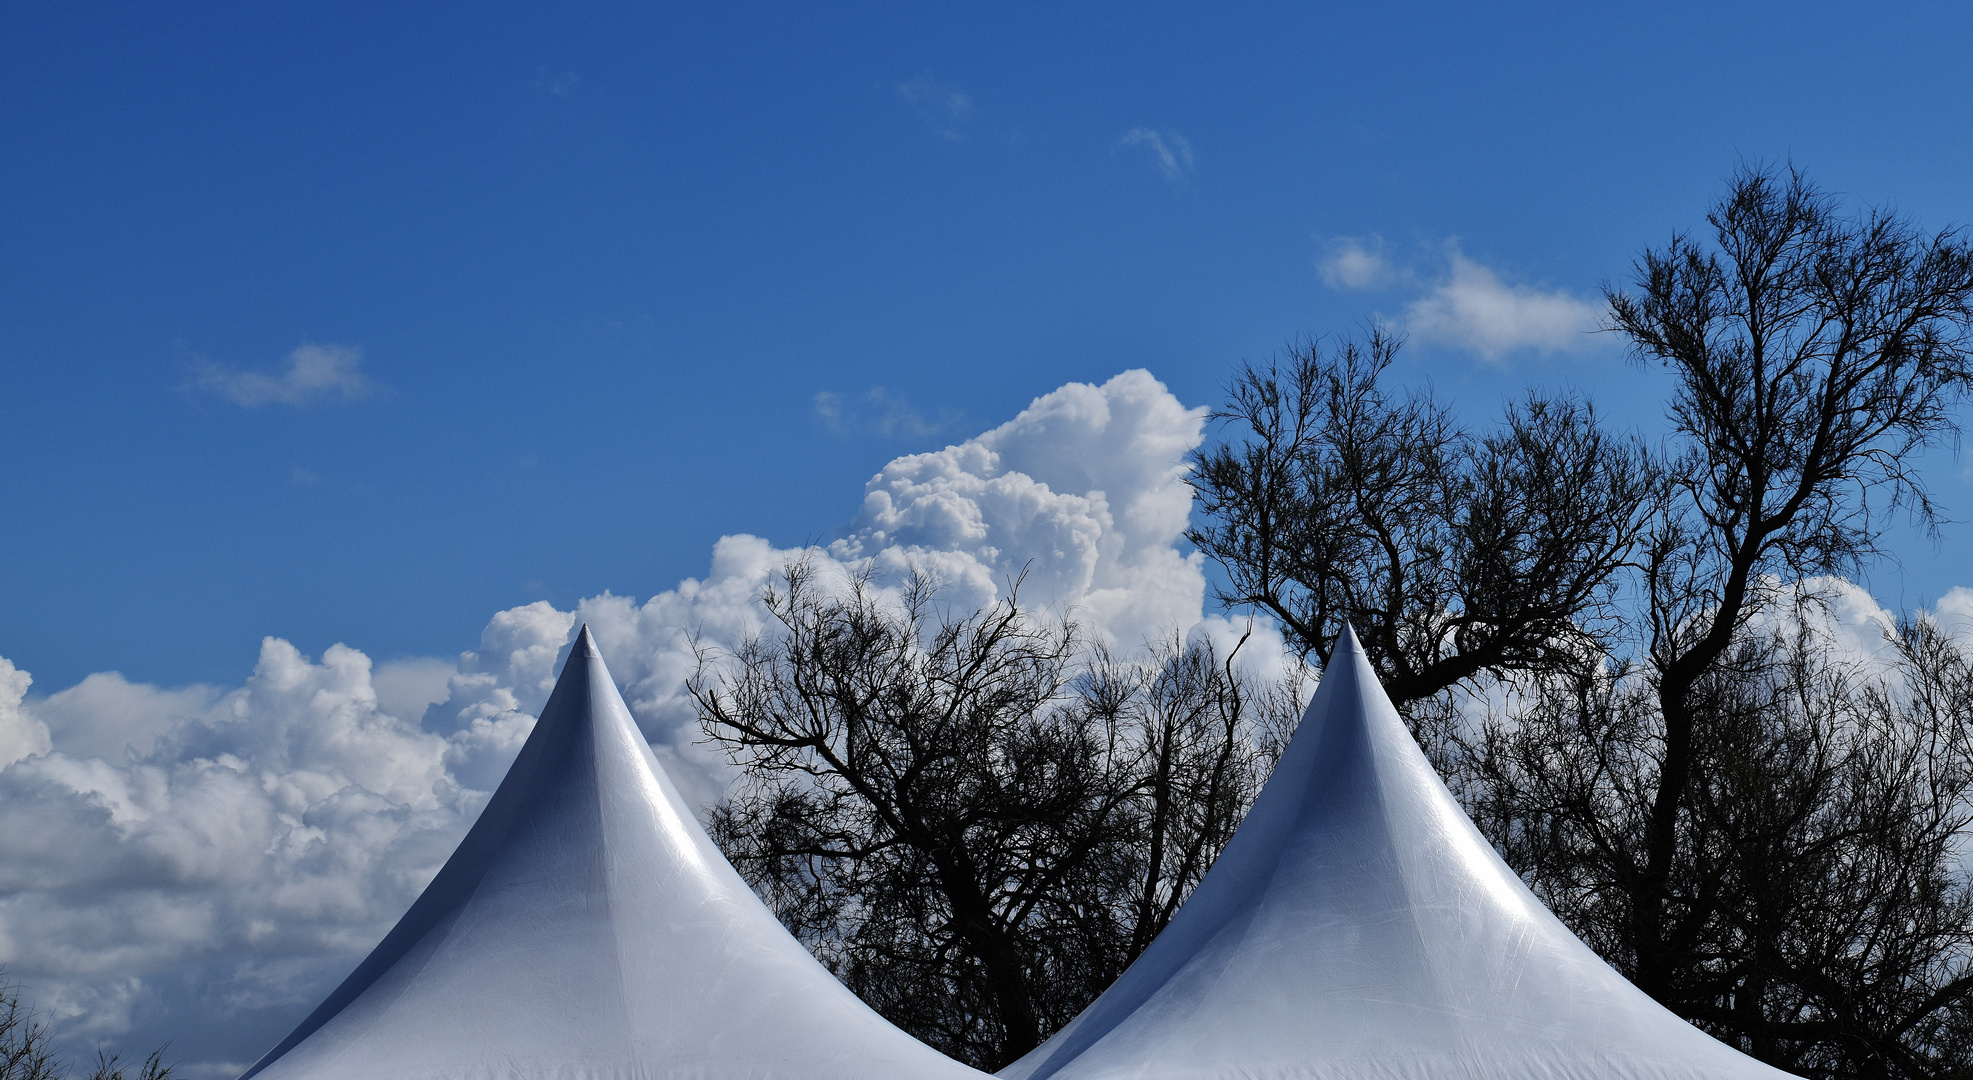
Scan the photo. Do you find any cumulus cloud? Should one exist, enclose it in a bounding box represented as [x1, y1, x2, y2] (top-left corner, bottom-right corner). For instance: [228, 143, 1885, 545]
[0, 638, 514, 1074]
[369, 657, 458, 728]
[1786, 577, 1902, 666]
[0, 369, 1270, 1074]
[1118, 128, 1194, 182]
[533, 370, 1221, 805]
[1931, 587, 1973, 644]
[897, 79, 974, 140]
[0, 657, 50, 767]
[31, 672, 218, 762]
[1404, 248, 1604, 359]
[4, 366, 1961, 1077]
[1316, 235, 1399, 291]
[190, 344, 376, 407]
[1318, 238, 1606, 360]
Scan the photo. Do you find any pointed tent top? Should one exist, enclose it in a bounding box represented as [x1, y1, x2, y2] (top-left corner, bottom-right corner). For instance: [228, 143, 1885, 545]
[243, 626, 983, 1080]
[1336, 621, 1364, 660]
[1001, 626, 1795, 1080]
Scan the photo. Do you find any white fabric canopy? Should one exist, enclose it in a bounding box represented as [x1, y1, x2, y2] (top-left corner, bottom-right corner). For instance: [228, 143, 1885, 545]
[240, 625, 987, 1080]
[1000, 628, 1798, 1080]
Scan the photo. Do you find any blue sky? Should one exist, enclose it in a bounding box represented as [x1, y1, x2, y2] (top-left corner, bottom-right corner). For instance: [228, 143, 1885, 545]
[7, 1, 1972, 690]
[7, 3, 1973, 1072]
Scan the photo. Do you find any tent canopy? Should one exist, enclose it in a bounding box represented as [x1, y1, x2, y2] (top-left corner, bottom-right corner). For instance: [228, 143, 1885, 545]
[1000, 628, 1797, 1080]
[241, 625, 986, 1080]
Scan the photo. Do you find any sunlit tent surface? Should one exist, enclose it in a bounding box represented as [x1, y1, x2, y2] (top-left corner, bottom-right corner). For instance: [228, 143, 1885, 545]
[1001, 628, 1797, 1080]
[241, 625, 985, 1080]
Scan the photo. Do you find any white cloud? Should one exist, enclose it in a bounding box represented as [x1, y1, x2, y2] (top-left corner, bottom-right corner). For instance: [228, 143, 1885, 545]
[537, 369, 1218, 806]
[0, 656, 50, 767]
[370, 657, 458, 728]
[28, 363, 1966, 1076]
[5, 365, 1968, 1076]
[32, 671, 217, 761]
[0, 637, 504, 1073]
[191, 344, 376, 407]
[1317, 235, 1399, 291]
[1403, 247, 1604, 359]
[813, 387, 954, 439]
[897, 80, 974, 140]
[1119, 128, 1194, 182]
[1930, 587, 1973, 644]
[1318, 238, 1606, 360]
[0, 369, 1238, 1074]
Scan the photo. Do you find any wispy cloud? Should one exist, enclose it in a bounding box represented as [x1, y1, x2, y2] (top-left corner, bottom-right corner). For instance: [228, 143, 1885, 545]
[1318, 237, 1605, 360]
[814, 387, 955, 439]
[536, 68, 581, 99]
[1317, 235, 1401, 290]
[1118, 128, 1194, 182]
[897, 80, 975, 140]
[190, 343, 378, 407]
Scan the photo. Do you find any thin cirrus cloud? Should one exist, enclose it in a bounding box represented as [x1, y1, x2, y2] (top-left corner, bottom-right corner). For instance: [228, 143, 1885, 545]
[536, 68, 580, 99]
[1318, 236, 1607, 360]
[812, 386, 956, 439]
[1118, 128, 1194, 182]
[897, 79, 975, 140]
[189, 343, 378, 407]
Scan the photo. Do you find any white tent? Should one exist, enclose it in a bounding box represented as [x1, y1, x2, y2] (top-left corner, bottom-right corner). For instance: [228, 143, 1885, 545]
[240, 625, 986, 1080]
[1000, 628, 1797, 1080]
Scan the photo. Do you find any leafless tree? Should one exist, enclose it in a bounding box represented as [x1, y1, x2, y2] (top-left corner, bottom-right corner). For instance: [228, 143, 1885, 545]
[1189, 165, 1973, 1078]
[708, 165, 1973, 1080]
[693, 562, 1298, 1069]
[0, 979, 57, 1080]
[1606, 165, 1973, 1022]
[1465, 617, 1973, 1078]
[1187, 330, 1657, 706]
[0, 974, 171, 1080]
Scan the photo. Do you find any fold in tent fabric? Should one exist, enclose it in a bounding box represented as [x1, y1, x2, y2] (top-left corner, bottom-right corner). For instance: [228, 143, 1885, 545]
[239, 625, 987, 1080]
[1001, 627, 1798, 1080]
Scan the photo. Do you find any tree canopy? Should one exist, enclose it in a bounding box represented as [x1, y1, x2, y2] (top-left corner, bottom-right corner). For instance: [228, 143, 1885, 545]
[705, 165, 1973, 1079]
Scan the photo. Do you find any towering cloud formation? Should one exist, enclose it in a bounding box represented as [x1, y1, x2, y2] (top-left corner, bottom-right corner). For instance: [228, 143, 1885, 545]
[0, 657, 51, 766]
[5, 368, 1940, 1077]
[0, 371, 1230, 1077]
[3, 367, 1941, 1074]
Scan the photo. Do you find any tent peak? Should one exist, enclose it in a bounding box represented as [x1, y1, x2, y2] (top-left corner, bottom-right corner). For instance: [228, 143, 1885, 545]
[998, 611, 1794, 1080]
[238, 613, 982, 1080]
[1335, 622, 1364, 658]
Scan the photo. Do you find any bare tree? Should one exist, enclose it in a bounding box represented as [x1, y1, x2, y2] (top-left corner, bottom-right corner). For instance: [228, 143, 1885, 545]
[1186, 166, 1973, 1078]
[1187, 330, 1656, 707]
[0, 979, 58, 1080]
[1465, 615, 1973, 1078]
[0, 974, 171, 1080]
[693, 562, 1296, 1069]
[705, 164, 1973, 1080]
[1606, 165, 1973, 1012]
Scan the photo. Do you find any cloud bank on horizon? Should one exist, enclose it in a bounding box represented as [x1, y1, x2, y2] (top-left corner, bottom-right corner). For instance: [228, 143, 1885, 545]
[0, 368, 1965, 1077]
[0, 370, 1291, 1077]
